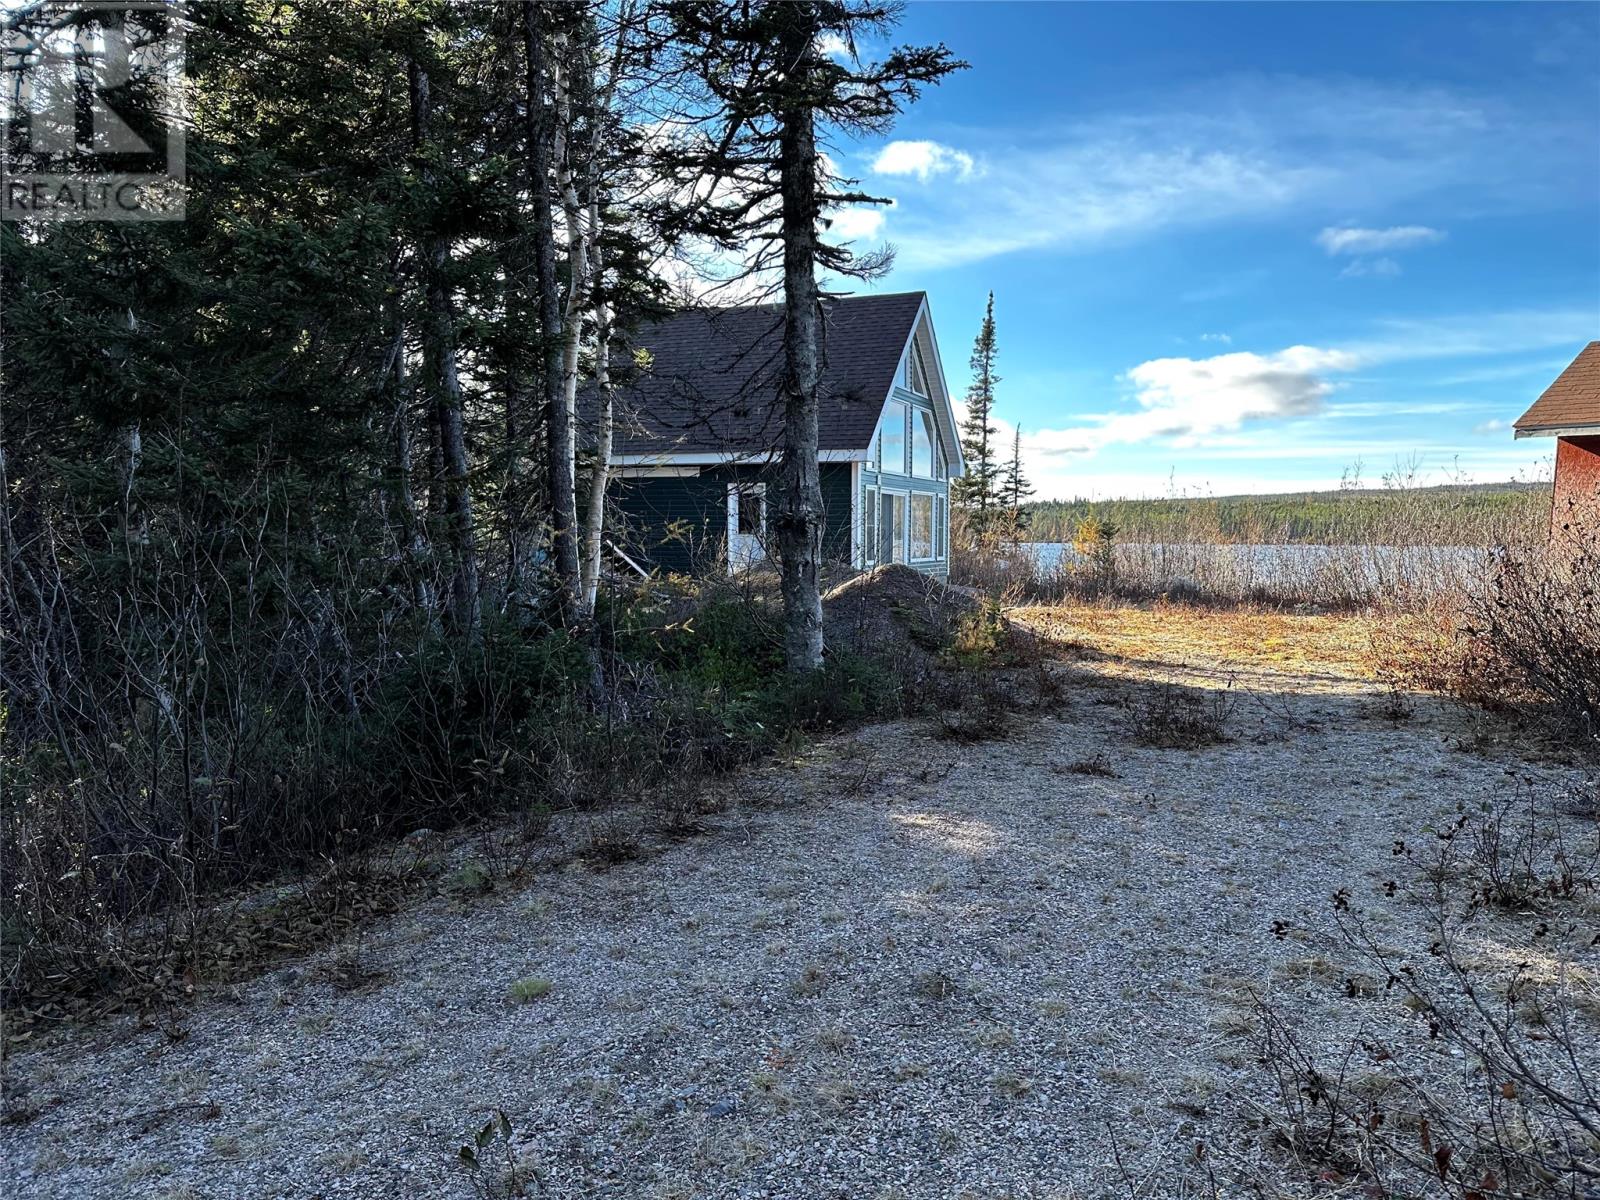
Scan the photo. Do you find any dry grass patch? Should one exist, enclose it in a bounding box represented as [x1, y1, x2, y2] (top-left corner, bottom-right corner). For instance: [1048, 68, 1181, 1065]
[1015, 602, 1380, 680]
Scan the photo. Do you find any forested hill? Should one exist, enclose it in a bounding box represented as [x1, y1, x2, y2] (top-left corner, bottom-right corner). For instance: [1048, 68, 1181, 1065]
[1020, 481, 1548, 545]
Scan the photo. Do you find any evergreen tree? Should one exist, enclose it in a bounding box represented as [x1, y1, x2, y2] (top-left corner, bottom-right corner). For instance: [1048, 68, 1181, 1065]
[953, 291, 1000, 530]
[1001, 426, 1034, 527]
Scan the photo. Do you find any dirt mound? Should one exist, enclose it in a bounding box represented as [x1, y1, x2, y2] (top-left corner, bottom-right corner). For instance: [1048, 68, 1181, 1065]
[822, 564, 980, 658]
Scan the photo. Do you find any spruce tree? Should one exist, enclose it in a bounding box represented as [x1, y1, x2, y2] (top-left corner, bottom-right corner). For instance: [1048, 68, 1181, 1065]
[1001, 426, 1034, 528]
[953, 291, 1000, 530]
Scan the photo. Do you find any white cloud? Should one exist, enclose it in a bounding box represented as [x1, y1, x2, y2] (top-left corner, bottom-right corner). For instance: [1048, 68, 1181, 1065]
[878, 139, 1327, 270]
[1315, 225, 1446, 255]
[1345, 307, 1597, 363]
[1032, 346, 1358, 457]
[870, 140, 976, 183]
[828, 205, 886, 242]
[1340, 256, 1403, 278]
[815, 32, 852, 60]
[1473, 418, 1511, 434]
[1199, 332, 1232, 344]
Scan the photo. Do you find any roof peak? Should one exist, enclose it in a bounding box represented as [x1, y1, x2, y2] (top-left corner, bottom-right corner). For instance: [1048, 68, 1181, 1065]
[1513, 339, 1600, 434]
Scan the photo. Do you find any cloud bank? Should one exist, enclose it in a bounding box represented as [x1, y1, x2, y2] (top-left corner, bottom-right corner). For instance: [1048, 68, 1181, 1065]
[1034, 346, 1357, 456]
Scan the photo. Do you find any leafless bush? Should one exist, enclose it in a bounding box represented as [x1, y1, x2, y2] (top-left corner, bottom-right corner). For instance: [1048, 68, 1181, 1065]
[929, 667, 1013, 743]
[1367, 523, 1600, 754]
[1369, 593, 1531, 711]
[1466, 533, 1600, 752]
[1122, 681, 1234, 748]
[1442, 786, 1600, 910]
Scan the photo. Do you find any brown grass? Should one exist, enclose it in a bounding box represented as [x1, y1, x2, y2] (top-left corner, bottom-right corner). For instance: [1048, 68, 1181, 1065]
[1015, 601, 1380, 681]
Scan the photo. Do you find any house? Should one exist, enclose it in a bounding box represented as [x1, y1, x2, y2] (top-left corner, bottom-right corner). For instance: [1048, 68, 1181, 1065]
[607, 291, 965, 577]
[1514, 341, 1600, 536]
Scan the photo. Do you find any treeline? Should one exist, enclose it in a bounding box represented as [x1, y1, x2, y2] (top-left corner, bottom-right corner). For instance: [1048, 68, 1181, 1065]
[0, 1, 958, 1006]
[1021, 483, 1547, 546]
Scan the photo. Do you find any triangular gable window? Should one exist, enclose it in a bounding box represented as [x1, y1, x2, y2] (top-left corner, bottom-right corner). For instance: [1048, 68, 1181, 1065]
[906, 338, 930, 396]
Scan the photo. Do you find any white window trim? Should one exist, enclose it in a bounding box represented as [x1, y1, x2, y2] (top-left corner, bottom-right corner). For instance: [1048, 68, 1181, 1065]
[906, 339, 930, 396]
[860, 479, 879, 569]
[850, 462, 862, 567]
[893, 301, 965, 479]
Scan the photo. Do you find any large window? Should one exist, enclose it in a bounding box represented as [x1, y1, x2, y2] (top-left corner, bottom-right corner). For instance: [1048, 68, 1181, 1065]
[880, 400, 907, 475]
[912, 409, 935, 478]
[910, 494, 933, 560]
[935, 495, 946, 560]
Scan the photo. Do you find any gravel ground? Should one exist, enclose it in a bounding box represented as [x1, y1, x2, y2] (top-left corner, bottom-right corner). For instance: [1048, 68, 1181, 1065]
[3, 615, 1592, 1200]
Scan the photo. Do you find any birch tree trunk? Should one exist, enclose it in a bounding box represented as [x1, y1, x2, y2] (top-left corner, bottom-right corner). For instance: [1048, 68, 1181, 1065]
[500, 269, 532, 616]
[525, 2, 579, 626]
[555, 29, 591, 601]
[575, 10, 620, 621]
[774, 15, 826, 673]
[578, 203, 611, 619]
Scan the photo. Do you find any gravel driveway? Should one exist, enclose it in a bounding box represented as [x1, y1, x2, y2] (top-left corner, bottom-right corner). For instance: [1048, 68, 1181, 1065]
[3, 616, 1589, 1199]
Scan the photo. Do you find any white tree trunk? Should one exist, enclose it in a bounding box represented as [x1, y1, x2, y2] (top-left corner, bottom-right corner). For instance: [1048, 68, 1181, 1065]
[555, 32, 590, 590]
[578, 217, 611, 619]
[525, 4, 579, 625]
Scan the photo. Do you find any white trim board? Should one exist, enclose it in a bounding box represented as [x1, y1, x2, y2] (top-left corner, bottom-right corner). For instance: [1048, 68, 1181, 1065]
[611, 450, 867, 466]
[612, 465, 699, 478]
[1515, 425, 1600, 440]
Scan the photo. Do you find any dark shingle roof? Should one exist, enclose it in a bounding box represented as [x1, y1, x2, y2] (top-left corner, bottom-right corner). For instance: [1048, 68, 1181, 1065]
[611, 292, 925, 457]
[1515, 341, 1600, 434]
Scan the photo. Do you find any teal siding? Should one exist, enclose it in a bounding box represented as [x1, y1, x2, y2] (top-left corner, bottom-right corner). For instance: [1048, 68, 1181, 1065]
[613, 461, 856, 575]
[610, 471, 730, 575]
[819, 462, 853, 563]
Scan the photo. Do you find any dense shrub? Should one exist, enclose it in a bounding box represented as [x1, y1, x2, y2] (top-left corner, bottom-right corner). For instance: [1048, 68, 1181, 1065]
[1, 576, 928, 1014]
[1366, 525, 1600, 753]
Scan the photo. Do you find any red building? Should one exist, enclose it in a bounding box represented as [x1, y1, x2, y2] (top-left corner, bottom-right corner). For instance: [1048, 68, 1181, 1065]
[1515, 341, 1600, 538]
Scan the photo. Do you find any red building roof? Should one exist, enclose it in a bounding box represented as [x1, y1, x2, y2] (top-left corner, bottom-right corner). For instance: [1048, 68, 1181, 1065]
[1515, 341, 1600, 436]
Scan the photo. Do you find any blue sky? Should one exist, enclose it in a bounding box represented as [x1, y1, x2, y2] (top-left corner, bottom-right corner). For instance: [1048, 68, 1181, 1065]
[827, 2, 1600, 499]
